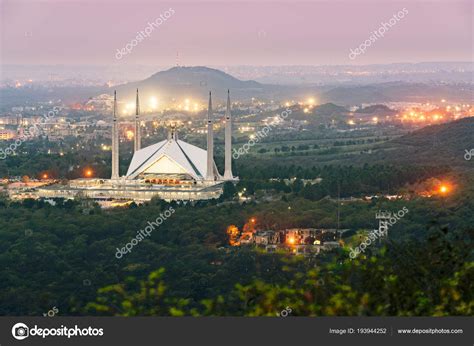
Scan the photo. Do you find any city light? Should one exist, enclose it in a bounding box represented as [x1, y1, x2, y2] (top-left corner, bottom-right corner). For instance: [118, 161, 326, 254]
[149, 96, 158, 110]
[85, 169, 93, 178]
[227, 225, 240, 246]
[439, 184, 451, 195]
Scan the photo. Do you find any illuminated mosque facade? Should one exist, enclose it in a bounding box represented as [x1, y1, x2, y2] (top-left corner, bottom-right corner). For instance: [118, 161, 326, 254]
[38, 89, 237, 202]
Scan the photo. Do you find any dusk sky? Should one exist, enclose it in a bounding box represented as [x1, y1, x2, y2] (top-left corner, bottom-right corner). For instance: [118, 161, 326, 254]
[1, 0, 472, 66]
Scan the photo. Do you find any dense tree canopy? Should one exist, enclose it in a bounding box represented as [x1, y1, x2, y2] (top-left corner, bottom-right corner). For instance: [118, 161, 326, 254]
[0, 172, 472, 316]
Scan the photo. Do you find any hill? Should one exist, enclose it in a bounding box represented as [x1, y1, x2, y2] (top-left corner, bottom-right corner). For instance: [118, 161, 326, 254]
[313, 103, 349, 116]
[320, 82, 474, 105]
[321, 85, 391, 105]
[115, 66, 265, 102]
[366, 117, 474, 169]
[356, 104, 396, 115]
[287, 102, 349, 122]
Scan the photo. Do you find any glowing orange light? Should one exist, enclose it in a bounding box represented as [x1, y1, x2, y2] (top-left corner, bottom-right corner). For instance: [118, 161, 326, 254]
[42, 174, 48, 179]
[85, 169, 93, 178]
[287, 236, 295, 245]
[226, 225, 240, 246]
[439, 184, 449, 194]
[250, 218, 256, 223]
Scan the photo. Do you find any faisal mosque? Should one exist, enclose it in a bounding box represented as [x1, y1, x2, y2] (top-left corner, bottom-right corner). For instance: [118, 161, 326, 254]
[38, 89, 237, 202]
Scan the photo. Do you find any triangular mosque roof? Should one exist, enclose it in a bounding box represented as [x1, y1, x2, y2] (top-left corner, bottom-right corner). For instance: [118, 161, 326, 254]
[126, 139, 210, 180]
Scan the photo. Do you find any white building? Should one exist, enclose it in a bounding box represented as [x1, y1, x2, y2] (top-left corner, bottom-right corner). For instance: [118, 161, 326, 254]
[37, 89, 238, 202]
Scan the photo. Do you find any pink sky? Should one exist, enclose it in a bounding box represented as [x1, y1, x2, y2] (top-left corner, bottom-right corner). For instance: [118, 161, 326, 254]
[1, 0, 472, 66]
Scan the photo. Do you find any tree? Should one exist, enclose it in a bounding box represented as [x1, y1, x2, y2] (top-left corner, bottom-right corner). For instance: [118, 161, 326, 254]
[222, 181, 237, 200]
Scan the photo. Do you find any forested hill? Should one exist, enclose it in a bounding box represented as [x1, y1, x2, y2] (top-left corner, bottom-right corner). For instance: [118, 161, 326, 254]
[366, 117, 474, 169]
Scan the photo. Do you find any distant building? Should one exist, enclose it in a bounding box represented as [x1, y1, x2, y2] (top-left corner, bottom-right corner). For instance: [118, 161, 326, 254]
[0, 116, 21, 125]
[0, 129, 16, 140]
[234, 227, 344, 256]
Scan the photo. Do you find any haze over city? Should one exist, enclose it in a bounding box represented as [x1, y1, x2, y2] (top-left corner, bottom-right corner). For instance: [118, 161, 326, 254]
[1, 0, 472, 66]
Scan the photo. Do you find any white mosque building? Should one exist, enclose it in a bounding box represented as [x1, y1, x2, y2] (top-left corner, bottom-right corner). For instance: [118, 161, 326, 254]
[38, 89, 237, 202]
